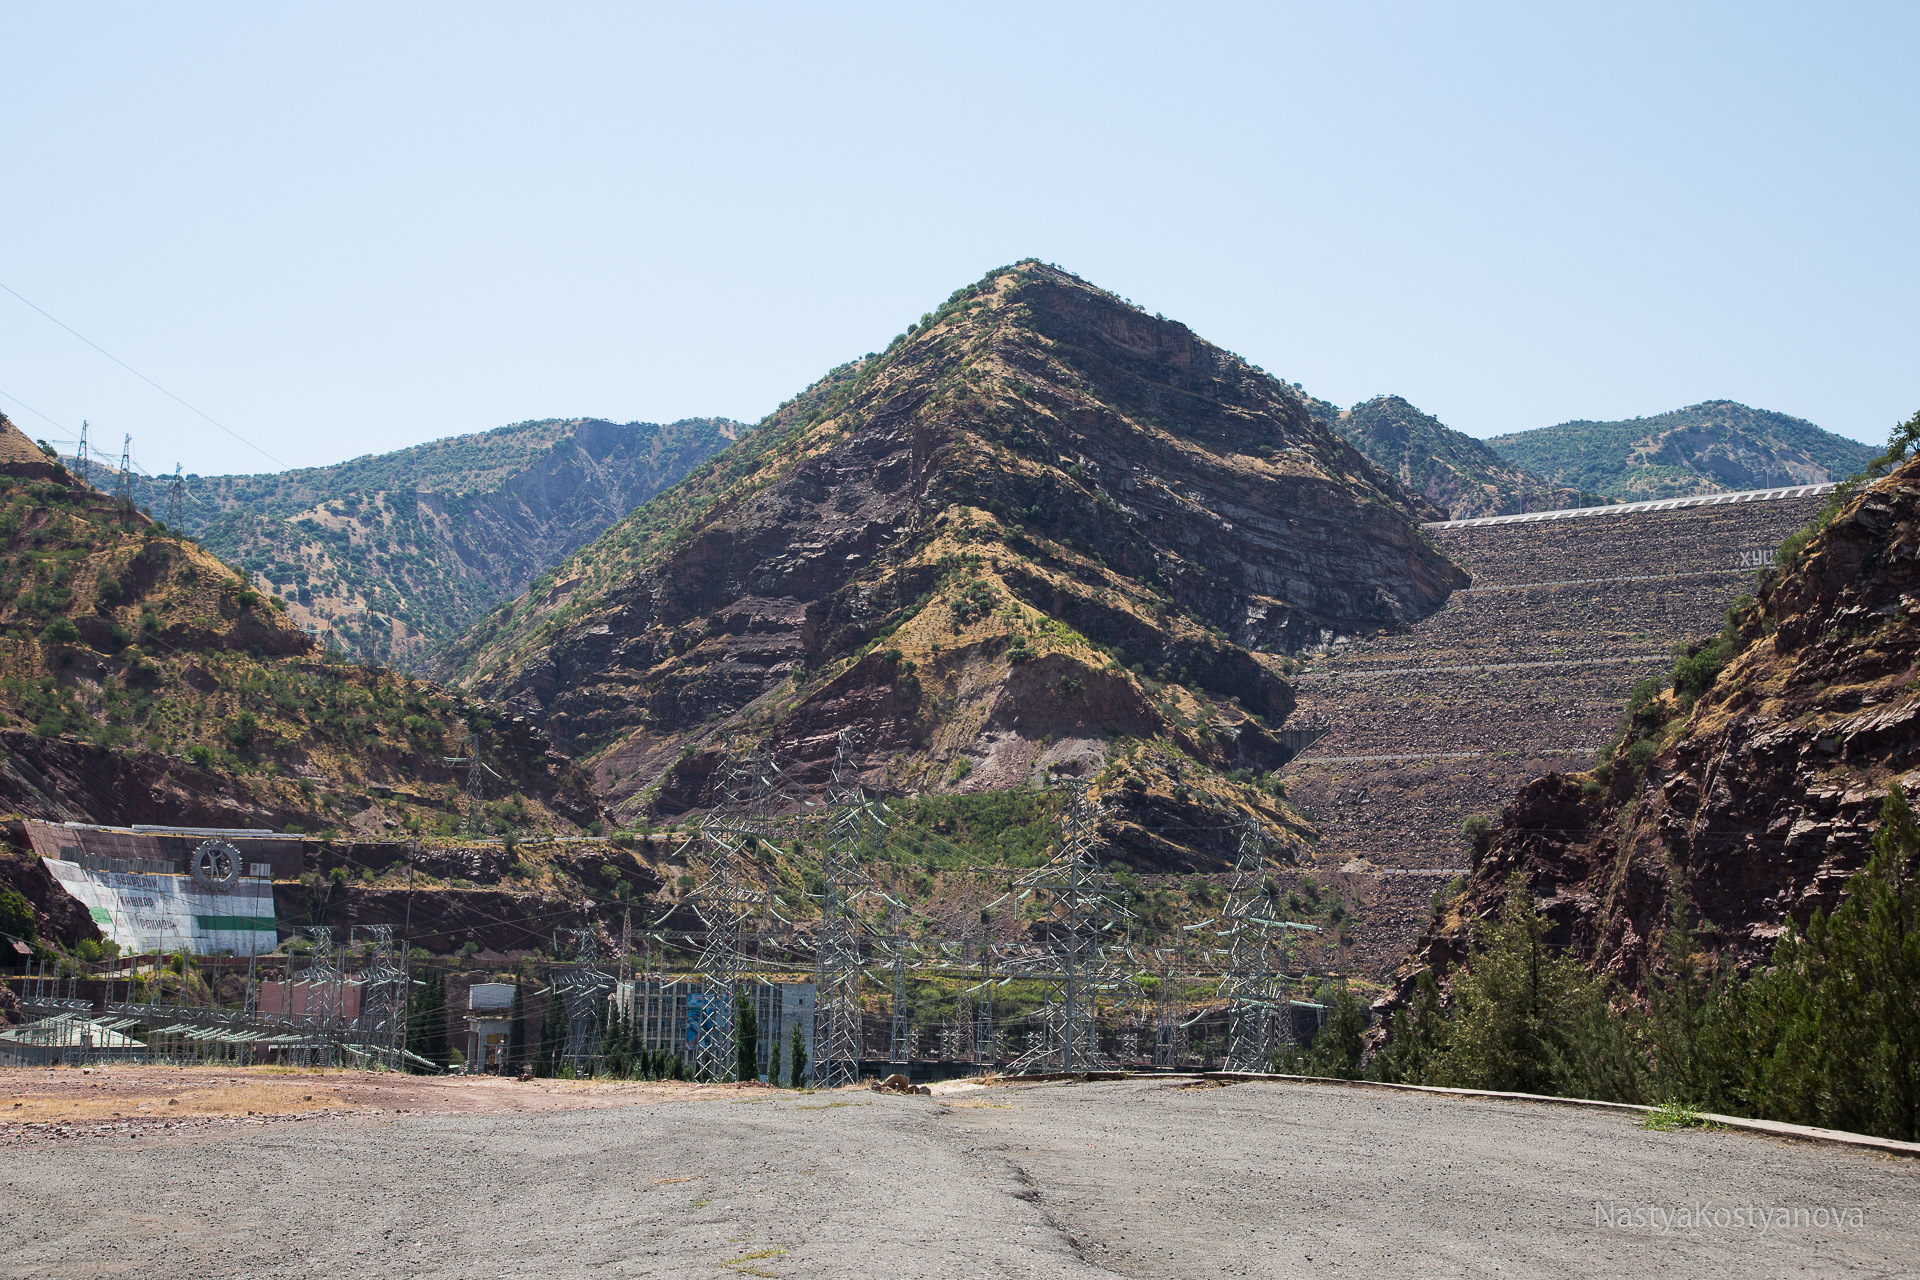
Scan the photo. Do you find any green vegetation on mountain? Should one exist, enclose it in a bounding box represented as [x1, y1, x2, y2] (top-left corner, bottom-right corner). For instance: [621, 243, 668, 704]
[1310, 394, 1605, 518]
[109, 417, 737, 670]
[1486, 400, 1874, 501]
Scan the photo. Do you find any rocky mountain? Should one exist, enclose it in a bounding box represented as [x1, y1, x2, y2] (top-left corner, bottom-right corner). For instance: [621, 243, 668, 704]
[1311, 394, 1604, 519]
[0, 414, 602, 837]
[1383, 425, 1920, 1007]
[450, 262, 1466, 865]
[107, 417, 737, 671]
[1487, 400, 1875, 502]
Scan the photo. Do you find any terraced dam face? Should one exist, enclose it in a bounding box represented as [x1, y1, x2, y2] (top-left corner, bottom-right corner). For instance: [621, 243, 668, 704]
[1285, 486, 1834, 976]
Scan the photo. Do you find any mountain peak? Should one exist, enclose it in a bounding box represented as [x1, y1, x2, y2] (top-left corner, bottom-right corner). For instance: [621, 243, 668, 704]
[449, 263, 1463, 864]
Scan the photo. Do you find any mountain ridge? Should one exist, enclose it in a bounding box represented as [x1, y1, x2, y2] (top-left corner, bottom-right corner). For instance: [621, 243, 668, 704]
[1487, 400, 1873, 501]
[110, 417, 738, 670]
[1311, 394, 1605, 518]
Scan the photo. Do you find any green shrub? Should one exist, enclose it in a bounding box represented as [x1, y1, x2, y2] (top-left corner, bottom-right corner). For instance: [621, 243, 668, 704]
[38, 617, 79, 645]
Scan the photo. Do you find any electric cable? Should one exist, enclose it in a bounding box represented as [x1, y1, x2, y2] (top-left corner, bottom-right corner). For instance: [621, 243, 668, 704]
[0, 279, 283, 467]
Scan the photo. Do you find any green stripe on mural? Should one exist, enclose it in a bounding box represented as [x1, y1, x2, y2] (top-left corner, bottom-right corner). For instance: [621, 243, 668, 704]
[194, 915, 278, 932]
[89, 907, 112, 924]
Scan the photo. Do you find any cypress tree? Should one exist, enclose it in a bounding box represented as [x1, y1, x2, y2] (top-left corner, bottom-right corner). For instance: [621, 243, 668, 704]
[508, 981, 527, 1075]
[535, 986, 566, 1078]
[789, 1022, 808, 1088]
[736, 987, 760, 1082]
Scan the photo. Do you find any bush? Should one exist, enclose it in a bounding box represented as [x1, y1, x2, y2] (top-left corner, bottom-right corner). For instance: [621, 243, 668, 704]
[38, 617, 79, 646]
[0, 886, 35, 941]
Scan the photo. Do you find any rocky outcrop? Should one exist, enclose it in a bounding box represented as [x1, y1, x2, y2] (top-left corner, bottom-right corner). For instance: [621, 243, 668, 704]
[1380, 446, 1920, 1012]
[459, 263, 1464, 846]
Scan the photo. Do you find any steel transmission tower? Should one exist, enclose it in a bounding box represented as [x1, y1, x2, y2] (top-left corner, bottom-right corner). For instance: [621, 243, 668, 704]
[557, 928, 613, 1075]
[356, 925, 407, 1070]
[165, 464, 184, 528]
[115, 433, 133, 511]
[76, 420, 89, 487]
[687, 744, 790, 1082]
[812, 730, 878, 1089]
[1006, 781, 1115, 1072]
[441, 728, 501, 832]
[1218, 815, 1317, 1071]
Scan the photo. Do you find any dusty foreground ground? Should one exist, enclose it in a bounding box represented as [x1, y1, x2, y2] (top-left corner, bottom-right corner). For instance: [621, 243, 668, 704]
[2, 1071, 1916, 1279]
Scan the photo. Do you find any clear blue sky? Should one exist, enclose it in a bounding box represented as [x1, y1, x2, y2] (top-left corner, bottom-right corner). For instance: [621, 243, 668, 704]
[2, 3, 1914, 476]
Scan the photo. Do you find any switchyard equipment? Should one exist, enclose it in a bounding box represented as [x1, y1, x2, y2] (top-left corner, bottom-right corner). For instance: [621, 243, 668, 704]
[555, 928, 615, 1074]
[811, 730, 882, 1089]
[1218, 816, 1319, 1072]
[686, 742, 802, 1082]
[1004, 781, 1121, 1073]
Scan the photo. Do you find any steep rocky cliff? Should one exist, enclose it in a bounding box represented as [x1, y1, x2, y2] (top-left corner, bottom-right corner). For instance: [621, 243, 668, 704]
[0, 415, 602, 836]
[1313, 395, 1603, 518]
[453, 262, 1465, 861]
[1382, 434, 1920, 1009]
[112, 417, 736, 670]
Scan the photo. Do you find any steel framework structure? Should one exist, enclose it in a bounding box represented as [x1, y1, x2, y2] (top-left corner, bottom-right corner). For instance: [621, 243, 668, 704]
[353, 925, 408, 1070]
[1006, 781, 1116, 1073]
[811, 730, 878, 1089]
[1217, 816, 1317, 1071]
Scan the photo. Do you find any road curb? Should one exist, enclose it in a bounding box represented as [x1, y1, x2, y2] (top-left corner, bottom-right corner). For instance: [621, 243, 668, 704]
[1198, 1071, 1920, 1160]
[998, 1069, 1920, 1159]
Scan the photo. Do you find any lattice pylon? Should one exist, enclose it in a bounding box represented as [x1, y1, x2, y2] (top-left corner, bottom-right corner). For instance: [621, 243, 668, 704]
[355, 924, 407, 1071]
[687, 743, 791, 1083]
[1006, 780, 1116, 1073]
[812, 729, 877, 1089]
[1217, 814, 1315, 1072]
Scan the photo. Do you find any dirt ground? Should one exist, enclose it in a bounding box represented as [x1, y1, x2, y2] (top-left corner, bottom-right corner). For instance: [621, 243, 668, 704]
[0, 1064, 759, 1138]
[2, 1072, 1916, 1279]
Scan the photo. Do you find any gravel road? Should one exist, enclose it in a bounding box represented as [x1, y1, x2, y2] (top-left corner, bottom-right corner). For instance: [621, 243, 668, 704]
[4, 1076, 1915, 1279]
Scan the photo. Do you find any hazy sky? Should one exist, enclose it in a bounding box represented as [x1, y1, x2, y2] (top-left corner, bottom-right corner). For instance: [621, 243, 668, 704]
[2, 3, 1914, 477]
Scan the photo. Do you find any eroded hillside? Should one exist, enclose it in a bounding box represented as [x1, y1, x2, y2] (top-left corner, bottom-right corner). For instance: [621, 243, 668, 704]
[0, 415, 601, 836]
[449, 262, 1465, 866]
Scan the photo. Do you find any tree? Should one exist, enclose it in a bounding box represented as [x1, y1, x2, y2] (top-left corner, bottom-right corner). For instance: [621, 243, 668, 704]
[1434, 871, 1589, 1095]
[768, 1027, 784, 1090]
[603, 996, 634, 1079]
[736, 987, 760, 1083]
[1370, 970, 1447, 1084]
[508, 980, 527, 1074]
[1715, 784, 1920, 1141]
[0, 887, 35, 943]
[405, 967, 448, 1073]
[1281, 985, 1368, 1079]
[38, 618, 79, 646]
[789, 1023, 809, 1088]
[535, 986, 566, 1078]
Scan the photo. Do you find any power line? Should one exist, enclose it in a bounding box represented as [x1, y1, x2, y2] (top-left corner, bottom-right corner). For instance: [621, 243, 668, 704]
[0, 278, 284, 468]
[0, 385, 70, 433]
